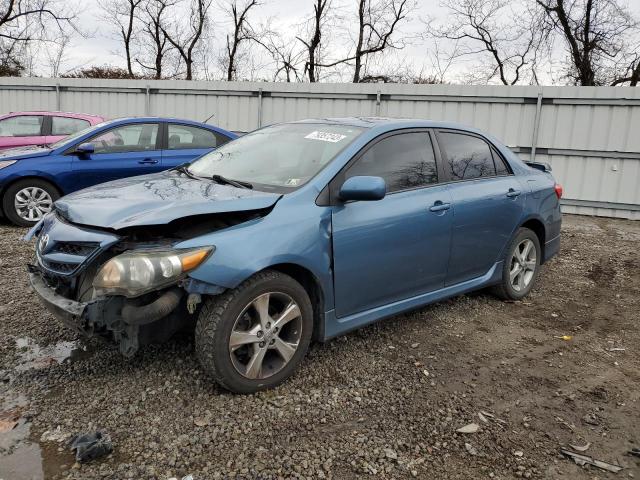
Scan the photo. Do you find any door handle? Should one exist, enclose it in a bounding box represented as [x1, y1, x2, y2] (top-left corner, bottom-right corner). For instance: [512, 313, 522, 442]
[138, 158, 159, 164]
[506, 188, 521, 198]
[429, 201, 451, 212]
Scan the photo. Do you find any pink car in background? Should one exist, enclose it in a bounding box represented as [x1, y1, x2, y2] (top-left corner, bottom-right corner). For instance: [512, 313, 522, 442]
[0, 111, 105, 150]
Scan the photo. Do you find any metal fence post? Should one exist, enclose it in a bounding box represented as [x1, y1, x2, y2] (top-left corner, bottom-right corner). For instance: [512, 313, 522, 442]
[530, 91, 543, 163]
[376, 81, 383, 116]
[257, 88, 264, 128]
[145, 86, 151, 115]
[55, 83, 61, 111]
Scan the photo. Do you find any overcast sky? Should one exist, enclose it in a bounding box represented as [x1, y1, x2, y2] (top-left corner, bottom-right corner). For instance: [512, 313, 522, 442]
[52, 0, 640, 84]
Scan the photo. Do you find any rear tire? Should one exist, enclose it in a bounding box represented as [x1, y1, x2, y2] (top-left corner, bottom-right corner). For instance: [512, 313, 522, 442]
[195, 270, 313, 394]
[2, 179, 59, 227]
[492, 227, 541, 301]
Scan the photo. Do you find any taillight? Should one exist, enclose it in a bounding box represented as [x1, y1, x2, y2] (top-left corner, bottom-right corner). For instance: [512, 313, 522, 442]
[554, 183, 563, 199]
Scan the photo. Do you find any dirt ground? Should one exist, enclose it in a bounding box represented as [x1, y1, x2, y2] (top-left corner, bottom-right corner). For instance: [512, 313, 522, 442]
[0, 214, 638, 480]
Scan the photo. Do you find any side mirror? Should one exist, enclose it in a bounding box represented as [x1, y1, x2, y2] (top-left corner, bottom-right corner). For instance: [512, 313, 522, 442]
[338, 176, 386, 202]
[74, 142, 95, 156]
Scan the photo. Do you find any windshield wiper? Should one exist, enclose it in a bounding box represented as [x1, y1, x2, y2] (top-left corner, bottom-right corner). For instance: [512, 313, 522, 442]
[210, 174, 253, 189]
[173, 163, 198, 179]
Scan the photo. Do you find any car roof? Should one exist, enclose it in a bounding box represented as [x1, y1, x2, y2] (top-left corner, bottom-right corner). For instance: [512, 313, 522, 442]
[110, 116, 216, 124]
[290, 116, 504, 143]
[3, 111, 104, 121]
[291, 116, 478, 130]
[108, 116, 234, 132]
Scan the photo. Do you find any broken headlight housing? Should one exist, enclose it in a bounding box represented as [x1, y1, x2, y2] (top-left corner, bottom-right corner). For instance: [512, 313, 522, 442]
[93, 247, 213, 297]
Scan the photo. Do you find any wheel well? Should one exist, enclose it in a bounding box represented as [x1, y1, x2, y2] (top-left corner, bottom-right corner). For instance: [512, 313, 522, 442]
[268, 263, 325, 342]
[1, 176, 62, 198]
[0, 176, 62, 217]
[521, 218, 546, 262]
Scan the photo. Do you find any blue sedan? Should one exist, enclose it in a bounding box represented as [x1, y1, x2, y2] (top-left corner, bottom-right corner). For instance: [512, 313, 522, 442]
[27, 118, 561, 393]
[0, 117, 236, 226]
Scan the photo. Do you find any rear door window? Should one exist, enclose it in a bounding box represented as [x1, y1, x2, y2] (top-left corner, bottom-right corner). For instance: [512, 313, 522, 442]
[0, 115, 45, 137]
[167, 124, 229, 150]
[492, 148, 512, 175]
[438, 132, 496, 180]
[346, 132, 438, 193]
[89, 123, 159, 154]
[51, 116, 90, 135]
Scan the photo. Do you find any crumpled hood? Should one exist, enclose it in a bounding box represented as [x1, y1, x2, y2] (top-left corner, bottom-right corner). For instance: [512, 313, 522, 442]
[0, 146, 52, 160]
[55, 171, 282, 230]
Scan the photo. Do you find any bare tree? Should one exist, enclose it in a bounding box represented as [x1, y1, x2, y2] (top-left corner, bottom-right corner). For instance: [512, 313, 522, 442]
[223, 0, 260, 81]
[536, 0, 639, 86]
[428, 0, 545, 85]
[351, 0, 412, 82]
[0, 0, 78, 75]
[317, 0, 413, 83]
[99, 0, 143, 77]
[0, 0, 76, 41]
[136, 0, 174, 79]
[258, 33, 304, 82]
[296, 0, 331, 82]
[44, 32, 71, 77]
[161, 0, 211, 80]
[612, 53, 640, 86]
[0, 38, 24, 75]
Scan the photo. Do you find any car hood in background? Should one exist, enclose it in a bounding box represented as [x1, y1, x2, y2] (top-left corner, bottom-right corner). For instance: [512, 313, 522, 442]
[0, 146, 52, 160]
[55, 171, 282, 230]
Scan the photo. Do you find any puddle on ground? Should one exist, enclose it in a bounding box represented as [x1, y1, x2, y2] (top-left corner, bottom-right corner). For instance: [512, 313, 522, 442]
[0, 391, 44, 480]
[14, 337, 88, 372]
[0, 406, 71, 480]
[1, 338, 93, 479]
[0, 434, 45, 480]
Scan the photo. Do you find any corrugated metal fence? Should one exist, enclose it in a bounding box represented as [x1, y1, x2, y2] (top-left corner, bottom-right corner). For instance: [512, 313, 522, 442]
[1, 77, 639, 219]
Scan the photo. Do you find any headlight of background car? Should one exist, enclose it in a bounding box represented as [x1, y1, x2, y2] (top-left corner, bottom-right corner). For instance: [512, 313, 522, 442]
[93, 247, 213, 297]
[0, 160, 17, 170]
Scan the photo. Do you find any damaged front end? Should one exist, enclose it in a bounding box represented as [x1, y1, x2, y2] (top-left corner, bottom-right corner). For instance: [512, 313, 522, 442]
[27, 265, 187, 356]
[26, 209, 264, 356]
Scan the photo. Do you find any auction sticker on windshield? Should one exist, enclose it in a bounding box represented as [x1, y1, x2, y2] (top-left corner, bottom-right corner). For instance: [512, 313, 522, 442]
[304, 131, 347, 143]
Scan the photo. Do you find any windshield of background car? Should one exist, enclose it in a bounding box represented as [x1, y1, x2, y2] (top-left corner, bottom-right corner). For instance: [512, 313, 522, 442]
[49, 120, 116, 149]
[187, 123, 364, 190]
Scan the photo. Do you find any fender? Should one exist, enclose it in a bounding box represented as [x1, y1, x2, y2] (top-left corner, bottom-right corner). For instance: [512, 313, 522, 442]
[0, 170, 65, 195]
[178, 202, 336, 310]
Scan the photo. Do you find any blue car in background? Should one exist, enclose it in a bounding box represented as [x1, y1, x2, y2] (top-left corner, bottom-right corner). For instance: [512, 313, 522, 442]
[27, 118, 562, 393]
[0, 117, 236, 226]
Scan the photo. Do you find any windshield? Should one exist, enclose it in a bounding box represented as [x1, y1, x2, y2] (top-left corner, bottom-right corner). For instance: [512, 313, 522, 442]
[49, 120, 116, 150]
[187, 123, 364, 190]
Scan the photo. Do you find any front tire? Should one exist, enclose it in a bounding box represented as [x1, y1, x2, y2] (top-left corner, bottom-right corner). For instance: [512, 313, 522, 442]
[492, 227, 541, 301]
[2, 179, 59, 227]
[195, 270, 313, 394]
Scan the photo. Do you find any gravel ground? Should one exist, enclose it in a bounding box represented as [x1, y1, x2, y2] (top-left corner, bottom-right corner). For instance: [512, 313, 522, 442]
[0, 214, 639, 480]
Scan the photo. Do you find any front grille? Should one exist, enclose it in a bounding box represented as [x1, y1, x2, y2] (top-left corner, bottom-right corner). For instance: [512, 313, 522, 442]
[38, 240, 102, 277]
[34, 214, 121, 280]
[40, 260, 78, 274]
[51, 242, 98, 257]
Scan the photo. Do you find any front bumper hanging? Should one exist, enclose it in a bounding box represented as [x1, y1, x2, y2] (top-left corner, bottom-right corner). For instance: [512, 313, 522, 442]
[28, 265, 91, 329]
[27, 265, 185, 357]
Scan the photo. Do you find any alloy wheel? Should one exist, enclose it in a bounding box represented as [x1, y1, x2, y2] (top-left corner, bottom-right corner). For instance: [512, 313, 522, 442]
[228, 292, 303, 380]
[14, 187, 53, 222]
[509, 238, 537, 292]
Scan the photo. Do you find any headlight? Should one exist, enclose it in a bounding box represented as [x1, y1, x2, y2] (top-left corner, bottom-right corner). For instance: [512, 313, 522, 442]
[0, 160, 17, 170]
[93, 247, 213, 297]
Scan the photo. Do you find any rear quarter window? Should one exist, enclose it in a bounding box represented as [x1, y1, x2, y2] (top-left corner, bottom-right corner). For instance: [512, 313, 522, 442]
[491, 147, 512, 175]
